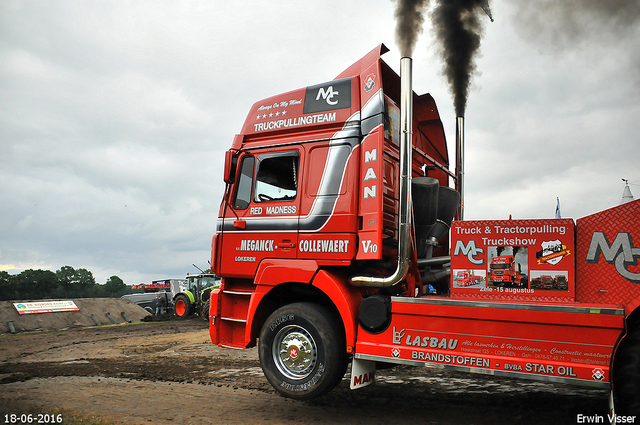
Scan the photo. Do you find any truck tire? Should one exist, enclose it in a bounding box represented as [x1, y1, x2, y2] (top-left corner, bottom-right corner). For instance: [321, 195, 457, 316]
[200, 299, 210, 322]
[259, 302, 346, 400]
[174, 294, 193, 319]
[613, 328, 640, 416]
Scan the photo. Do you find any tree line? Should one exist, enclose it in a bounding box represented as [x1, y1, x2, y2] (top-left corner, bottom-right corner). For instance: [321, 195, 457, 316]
[0, 266, 130, 301]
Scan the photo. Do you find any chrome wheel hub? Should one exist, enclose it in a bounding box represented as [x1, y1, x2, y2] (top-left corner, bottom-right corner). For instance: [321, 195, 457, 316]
[273, 325, 317, 380]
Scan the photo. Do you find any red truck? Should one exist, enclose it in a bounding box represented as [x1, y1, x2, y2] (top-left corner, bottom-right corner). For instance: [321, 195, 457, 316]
[208, 45, 640, 417]
[455, 270, 482, 287]
[489, 255, 528, 287]
[555, 275, 569, 291]
[539, 275, 554, 290]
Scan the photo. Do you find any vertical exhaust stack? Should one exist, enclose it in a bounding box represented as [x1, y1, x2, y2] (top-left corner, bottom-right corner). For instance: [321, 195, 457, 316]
[455, 116, 465, 220]
[396, 56, 414, 280]
[351, 57, 414, 288]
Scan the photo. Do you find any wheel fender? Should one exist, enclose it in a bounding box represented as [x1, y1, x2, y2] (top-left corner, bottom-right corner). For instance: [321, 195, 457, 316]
[243, 259, 319, 346]
[312, 269, 363, 352]
[183, 290, 195, 304]
[254, 259, 318, 287]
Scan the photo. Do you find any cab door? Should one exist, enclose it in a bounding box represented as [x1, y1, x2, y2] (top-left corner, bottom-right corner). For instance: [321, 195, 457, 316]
[219, 148, 301, 278]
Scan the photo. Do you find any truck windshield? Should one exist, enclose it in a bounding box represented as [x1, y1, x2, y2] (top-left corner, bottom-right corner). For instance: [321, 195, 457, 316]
[491, 264, 511, 269]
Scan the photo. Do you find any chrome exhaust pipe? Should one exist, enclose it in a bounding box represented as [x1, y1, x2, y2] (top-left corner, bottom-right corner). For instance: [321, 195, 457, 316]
[351, 57, 413, 287]
[455, 116, 465, 220]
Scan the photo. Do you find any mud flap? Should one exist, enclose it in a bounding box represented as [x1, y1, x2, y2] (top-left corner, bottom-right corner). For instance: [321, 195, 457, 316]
[350, 358, 376, 390]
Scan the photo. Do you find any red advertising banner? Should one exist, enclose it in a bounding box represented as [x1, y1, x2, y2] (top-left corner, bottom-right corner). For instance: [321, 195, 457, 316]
[450, 219, 575, 302]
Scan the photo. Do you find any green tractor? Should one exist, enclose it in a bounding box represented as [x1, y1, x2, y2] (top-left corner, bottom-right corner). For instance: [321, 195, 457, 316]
[173, 273, 221, 320]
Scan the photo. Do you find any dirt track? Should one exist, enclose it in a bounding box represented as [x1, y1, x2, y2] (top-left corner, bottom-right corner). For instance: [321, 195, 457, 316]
[0, 318, 611, 424]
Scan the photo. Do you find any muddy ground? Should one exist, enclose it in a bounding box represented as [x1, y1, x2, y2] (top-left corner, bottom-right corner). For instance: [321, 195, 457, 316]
[0, 318, 611, 425]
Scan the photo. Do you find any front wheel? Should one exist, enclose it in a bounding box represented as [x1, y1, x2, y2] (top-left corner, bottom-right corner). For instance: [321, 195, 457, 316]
[174, 294, 193, 319]
[200, 299, 211, 323]
[259, 302, 346, 400]
[613, 327, 640, 416]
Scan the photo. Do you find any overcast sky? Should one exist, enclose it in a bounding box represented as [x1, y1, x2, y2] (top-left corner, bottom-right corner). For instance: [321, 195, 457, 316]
[1, 0, 638, 285]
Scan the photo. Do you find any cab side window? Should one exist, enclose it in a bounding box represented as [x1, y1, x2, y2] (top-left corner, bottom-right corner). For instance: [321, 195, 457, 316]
[233, 156, 255, 210]
[254, 152, 299, 203]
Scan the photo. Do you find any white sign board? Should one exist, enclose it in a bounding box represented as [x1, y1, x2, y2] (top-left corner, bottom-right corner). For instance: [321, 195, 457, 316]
[13, 300, 79, 315]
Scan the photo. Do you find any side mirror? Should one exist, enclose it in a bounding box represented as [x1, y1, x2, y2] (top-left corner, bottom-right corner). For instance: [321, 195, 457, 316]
[223, 150, 238, 184]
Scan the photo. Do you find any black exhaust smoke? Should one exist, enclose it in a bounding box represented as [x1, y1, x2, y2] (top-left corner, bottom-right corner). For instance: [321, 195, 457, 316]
[433, 0, 485, 117]
[395, 0, 489, 222]
[395, 0, 428, 57]
[394, 0, 492, 117]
